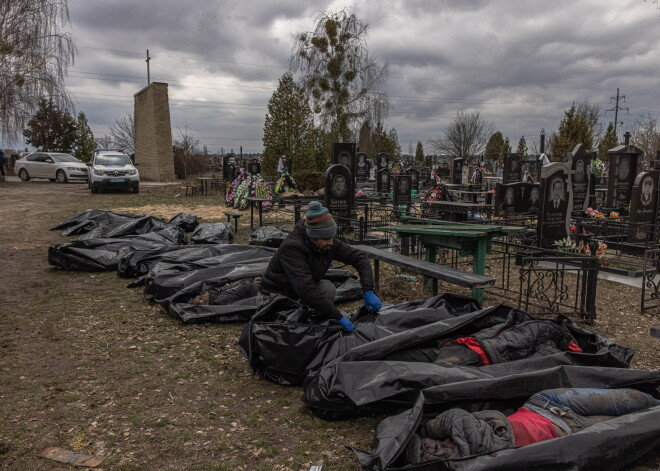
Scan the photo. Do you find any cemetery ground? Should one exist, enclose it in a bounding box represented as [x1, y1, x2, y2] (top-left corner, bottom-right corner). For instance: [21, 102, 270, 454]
[0, 180, 659, 471]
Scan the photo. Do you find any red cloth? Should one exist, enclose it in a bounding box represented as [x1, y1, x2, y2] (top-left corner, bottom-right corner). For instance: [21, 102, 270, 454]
[568, 341, 583, 352]
[507, 407, 560, 446]
[451, 337, 492, 365]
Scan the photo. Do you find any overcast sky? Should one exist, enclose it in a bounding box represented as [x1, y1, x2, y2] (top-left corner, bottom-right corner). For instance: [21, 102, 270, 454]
[64, 0, 660, 155]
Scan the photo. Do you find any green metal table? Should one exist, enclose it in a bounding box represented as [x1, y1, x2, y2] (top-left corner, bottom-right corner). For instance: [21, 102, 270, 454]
[377, 222, 523, 302]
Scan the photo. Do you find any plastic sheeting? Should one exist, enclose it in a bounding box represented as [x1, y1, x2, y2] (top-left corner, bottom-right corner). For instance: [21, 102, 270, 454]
[133, 243, 364, 324]
[238, 294, 481, 386]
[142, 245, 276, 302]
[51, 209, 142, 236]
[248, 226, 288, 247]
[302, 305, 634, 420]
[190, 222, 234, 244]
[117, 244, 233, 281]
[350, 367, 660, 471]
[48, 227, 185, 271]
[168, 212, 200, 233]
[75, 216, 185, 242]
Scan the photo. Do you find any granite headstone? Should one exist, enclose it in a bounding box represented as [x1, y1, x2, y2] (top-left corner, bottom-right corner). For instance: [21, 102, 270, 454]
[503, 153, 522, 184]
[332, 143, 356, 178]
[537, 163, 573, 248]
[247, 161, 261, 175]
[393, 175, 412, 209]
[627, 171, 658, 243]
[377, 169, 390, 194]
[570, 144, 592, 212]
[452, 158, 463, 185]
[356, 152, 369, 183]
[324, 164, 354, 220]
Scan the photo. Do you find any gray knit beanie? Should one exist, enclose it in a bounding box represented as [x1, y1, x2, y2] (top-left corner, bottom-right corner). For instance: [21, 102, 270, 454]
[305, 201, 337, 239]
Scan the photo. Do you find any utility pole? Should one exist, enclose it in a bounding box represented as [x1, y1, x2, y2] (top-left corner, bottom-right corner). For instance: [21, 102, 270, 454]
[606, 88, 628, 139]
[146, 49, 151, 85]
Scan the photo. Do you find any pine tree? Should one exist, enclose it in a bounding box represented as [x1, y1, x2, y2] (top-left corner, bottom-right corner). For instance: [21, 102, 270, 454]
[23, 99, 77, 152]
[370, 121, 397, 158]
[73, 112, 96, 162]
[597, 122, 619, 161]
[262, 73, 318, 175]
[415, 141, 424, 163]
[484, 132, 506, 164]
[517, 135, 528, 157]
[548, 104, 593, 161]
[388, 128, 401, 158]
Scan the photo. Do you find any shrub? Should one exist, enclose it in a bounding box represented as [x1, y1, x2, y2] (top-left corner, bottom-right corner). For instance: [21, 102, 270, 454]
[292, 170, 324, 192]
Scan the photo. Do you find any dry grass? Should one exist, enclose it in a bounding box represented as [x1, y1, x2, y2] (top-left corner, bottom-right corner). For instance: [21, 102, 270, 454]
[0, 180, 657, 470]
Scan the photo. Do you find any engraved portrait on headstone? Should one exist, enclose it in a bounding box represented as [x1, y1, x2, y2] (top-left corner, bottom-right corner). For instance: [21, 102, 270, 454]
[607, 144, 643, 211]
[627, 171, 658, 242]
[496, 184, 516, 218]
[570, 144, 592, 212]
[248, 161, 261, 175]
[393, 175, 412, 209]
[324, 164, 354, 220]
[524, 184, 540, 215]
[452, 158, 463, 184]
[409, 168, 419, 191]
[356, 152, 368, 183]
[537, 163, 573, 248]
[503, 153, 522, 184]
[377, 152, 389, 173]
[332, 143, 356, 177]
[377, 169, 390, 193]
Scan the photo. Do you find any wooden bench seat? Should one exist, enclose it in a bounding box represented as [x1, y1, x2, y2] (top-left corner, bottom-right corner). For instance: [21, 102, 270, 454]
[353, 244, 494, 296]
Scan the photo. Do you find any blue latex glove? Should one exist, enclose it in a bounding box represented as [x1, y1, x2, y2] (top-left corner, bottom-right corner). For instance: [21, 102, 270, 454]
[364, 290, 382, 312]
[337, 316, 355, 332]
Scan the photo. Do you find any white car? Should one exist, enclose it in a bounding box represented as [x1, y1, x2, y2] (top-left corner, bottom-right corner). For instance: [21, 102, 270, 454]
[87, 150, 139, 193]
[15, 152, 89, 183]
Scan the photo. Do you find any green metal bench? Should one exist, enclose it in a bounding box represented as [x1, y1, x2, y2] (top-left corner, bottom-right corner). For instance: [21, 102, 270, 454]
[353, 244, 494, 298]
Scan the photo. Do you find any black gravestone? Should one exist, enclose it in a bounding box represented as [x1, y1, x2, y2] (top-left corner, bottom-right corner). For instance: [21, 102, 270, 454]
[627, 171, 659, 243]
[356, 152, 369, 183]
[570, 144, 592, 212]
[495, 183, 518, 218]
[503, 153, 522, 184]
[377, 169, 390, 193]
[376, 152, 389, 173]
[324, 164, 354, 220]
[333, 143, 356, 178]
[537, 163, 573, 248]
[409, 168, 420, 192]
[223, 154, 236, 181]
[452, 158, 463, 184]
[521, 183, 541, 216]
[606, 144, 643, 211]
[247, 161, 261, 175]
[393, 175, 412, 209]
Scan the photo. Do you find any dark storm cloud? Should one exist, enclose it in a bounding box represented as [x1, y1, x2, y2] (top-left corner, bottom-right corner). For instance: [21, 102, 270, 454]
[62, 0, 660, 154]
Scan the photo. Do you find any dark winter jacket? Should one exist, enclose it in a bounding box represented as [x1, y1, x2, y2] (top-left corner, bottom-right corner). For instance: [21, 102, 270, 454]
[406, 409, 514, 463]
[475, 319, 579, 364]
[259, 220, 374, 320]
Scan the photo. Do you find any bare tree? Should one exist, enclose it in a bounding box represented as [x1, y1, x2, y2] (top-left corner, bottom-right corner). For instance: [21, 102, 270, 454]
[630, 113, 660, 167]
[290, 8, 389, 141]
[0, 0, 76, 143]
[428, 111, 495, 158]
[109, 113, 135, 155]
[95, 134, 114, 148]
[173, 125, 199, 180]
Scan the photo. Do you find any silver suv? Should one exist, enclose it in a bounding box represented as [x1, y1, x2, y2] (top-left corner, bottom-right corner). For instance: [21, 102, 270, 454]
[87, 150, 139, 193]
